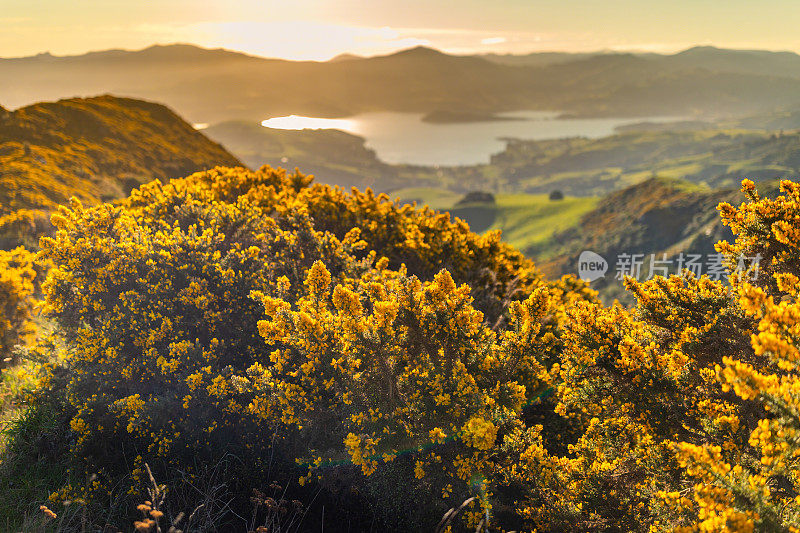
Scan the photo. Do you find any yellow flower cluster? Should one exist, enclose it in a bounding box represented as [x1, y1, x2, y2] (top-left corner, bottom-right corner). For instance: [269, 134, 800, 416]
[0, 246, 38, 364]
[460, 417, 498, 451]
[253, 258, 553, 494]
[668, 179, 800, 531]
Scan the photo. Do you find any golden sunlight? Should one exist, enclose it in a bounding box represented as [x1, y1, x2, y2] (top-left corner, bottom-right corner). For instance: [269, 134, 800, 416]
[261, 115, 357, 130]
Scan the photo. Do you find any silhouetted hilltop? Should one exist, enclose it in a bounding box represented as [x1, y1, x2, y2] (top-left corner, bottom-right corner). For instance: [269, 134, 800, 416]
[39, 43, 263, 65]
[381, 45, 449, 59]
[329, 53, 363, 62]
[665, 45, 800, 77]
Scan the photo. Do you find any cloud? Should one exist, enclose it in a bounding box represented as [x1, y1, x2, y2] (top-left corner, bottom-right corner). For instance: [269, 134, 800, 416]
[481, 37, 507, 45]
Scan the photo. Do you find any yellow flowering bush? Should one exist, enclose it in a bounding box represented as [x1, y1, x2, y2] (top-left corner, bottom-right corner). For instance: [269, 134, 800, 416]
[251, 259, 558, 524]
[669, 180, 800, 532]
[500, 271, 756, 531]
[18, 163, 800, 531]
[33, 165, 591, 530]
[0, 246, 38, 366]
[501, 179, 800, 532]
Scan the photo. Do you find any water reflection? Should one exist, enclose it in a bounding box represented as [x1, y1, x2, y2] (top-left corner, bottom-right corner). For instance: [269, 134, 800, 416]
[261, 115, 356, 131]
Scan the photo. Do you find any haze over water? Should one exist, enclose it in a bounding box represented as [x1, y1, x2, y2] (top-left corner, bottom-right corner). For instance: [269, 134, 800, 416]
[261, 111, 682, 166]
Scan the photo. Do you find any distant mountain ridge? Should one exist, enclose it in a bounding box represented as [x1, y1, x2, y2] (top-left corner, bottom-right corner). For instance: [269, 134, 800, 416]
[5, 43, 800, 123]
[478, 45, 800, 75]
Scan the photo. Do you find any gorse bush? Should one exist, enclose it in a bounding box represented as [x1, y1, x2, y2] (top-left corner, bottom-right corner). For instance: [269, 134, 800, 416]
[503, 274, 760, 531]
[34, 165, 590, 530]
[252, 261, 557, 525]
[18, 166, 800, 531]
[0, 246, 38, 366]
[674, 180, 800, 531]
[501, 179, 800, 532]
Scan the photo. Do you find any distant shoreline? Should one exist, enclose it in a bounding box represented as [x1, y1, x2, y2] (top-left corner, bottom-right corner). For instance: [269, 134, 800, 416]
[421, 110, 528, 124]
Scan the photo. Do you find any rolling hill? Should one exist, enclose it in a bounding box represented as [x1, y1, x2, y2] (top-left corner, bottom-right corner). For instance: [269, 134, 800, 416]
[0, 95, 242, 247]
[536, 177, 748, 302]
[203, 121, 402, 190]
[432, 128, 800, 196]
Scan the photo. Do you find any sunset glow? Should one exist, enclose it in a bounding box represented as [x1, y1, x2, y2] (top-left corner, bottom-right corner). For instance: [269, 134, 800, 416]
[4, 0, 800, 60]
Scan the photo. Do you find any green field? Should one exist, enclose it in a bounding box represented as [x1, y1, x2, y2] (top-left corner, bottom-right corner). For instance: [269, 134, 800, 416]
[390, 187, 598, 257]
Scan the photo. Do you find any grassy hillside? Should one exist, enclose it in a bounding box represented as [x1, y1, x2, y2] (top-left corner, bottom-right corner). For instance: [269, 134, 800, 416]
[387, 187, 464, 209]
[460, 193, 600, 256]
[390, 187, 598, 257]
[383, 174, 782, 305]
[0, 95, 242, 247]
[535, 177, 753, 302]
[430, 128, 800, 196]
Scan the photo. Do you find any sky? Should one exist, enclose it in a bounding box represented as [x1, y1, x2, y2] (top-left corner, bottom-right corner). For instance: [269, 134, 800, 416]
[3, 0, 800, 60]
